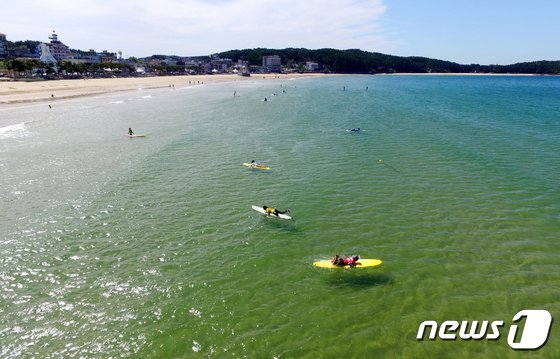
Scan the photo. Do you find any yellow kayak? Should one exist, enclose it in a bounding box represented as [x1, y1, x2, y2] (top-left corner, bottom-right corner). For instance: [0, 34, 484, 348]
[313, 259, 383, 269]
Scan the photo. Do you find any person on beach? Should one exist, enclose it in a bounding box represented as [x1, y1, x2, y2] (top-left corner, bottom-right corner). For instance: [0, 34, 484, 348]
[128, 128, 134, 135]
[331, 255, 360, 267]
[262, 206, 289, 217]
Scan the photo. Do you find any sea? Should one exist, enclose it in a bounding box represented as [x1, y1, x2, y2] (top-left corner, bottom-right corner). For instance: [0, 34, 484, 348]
[0, 75, 558, 358]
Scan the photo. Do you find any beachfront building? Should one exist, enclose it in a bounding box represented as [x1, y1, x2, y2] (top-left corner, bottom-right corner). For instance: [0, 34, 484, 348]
[262, 55, 282, 73]
[37, 30, 71, 64]
[67, 49, 100, 64]
[98, 50, 116, 63]
[46, 31, 71, 61]
[67, 49, 118, 65]
[0, 32, 7, 58]
[209, 55, 233, 73]
[306, 61, 320, 72]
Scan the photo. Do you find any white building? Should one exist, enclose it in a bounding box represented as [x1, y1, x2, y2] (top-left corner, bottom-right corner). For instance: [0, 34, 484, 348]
[46, 31, 71, 61]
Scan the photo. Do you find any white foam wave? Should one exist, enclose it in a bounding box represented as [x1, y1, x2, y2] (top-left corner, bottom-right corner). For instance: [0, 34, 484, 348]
[0, 123, 31, 139]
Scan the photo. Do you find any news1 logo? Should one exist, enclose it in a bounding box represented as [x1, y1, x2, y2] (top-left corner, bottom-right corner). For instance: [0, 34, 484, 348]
[416, 310, 553, 350]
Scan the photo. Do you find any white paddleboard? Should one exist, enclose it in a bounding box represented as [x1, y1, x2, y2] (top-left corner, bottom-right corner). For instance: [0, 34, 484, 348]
[252, 205, 292, 220]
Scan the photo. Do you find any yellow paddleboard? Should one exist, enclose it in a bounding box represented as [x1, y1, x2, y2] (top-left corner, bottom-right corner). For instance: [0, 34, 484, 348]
[313, 259, 382, 269]
[243, 162, 271, 170]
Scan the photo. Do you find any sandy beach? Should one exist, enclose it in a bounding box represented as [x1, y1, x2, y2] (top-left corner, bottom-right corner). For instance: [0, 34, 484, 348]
[0, 73, 331, 106]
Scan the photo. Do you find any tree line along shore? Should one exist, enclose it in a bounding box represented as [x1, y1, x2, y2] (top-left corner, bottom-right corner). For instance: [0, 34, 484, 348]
[219, 48, 560, 75]
[2, 43, 560, 80]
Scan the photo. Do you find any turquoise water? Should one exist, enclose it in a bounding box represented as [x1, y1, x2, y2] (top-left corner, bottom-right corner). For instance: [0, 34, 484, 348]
[1, 75, 559, 358]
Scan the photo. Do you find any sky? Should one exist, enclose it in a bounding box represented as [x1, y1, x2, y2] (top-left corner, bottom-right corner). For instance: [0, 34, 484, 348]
[2, 0, 559, 65]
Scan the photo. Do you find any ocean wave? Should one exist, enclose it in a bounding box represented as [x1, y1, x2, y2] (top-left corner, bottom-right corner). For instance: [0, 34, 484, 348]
[0, 123, 31, 139]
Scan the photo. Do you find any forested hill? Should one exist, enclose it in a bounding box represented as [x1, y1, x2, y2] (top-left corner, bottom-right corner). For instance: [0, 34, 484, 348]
[218, 48, 560, 74]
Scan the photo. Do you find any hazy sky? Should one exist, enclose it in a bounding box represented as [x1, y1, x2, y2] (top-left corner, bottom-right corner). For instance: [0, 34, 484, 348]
[2, 0, 559, 65]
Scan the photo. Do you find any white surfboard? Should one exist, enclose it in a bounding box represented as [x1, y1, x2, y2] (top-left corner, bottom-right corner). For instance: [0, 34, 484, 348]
[251, 205, 292, 220]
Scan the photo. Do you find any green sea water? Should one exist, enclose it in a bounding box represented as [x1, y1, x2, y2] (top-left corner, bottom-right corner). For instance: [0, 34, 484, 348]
[1, 75, 559, 358]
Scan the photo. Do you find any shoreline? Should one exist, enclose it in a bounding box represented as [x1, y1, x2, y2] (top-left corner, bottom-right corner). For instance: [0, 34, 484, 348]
[0, 73, 334, 106]
[0, 72, 546, 107]
[378, 72, 545, 76]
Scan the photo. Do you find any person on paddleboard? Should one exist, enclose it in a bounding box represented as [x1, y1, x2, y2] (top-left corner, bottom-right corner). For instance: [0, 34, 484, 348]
[251, 160, 259, 167]
[331, 254, 360, 267]
[128, 128, 134, 136]
[262, 206, 289, 217]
